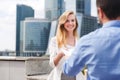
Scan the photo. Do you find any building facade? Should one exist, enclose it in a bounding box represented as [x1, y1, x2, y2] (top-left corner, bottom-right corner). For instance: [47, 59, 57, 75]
[20, 18, 51, 56]
[16, 4, 34, 56]
[76, 0, 91, 15]
[77, 13, 98, 37]
[45, 0, 65, 20]
[64, 0, 91, 15]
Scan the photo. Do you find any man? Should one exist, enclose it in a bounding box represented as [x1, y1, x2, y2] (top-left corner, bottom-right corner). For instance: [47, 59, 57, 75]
[63, 0, 120, 80]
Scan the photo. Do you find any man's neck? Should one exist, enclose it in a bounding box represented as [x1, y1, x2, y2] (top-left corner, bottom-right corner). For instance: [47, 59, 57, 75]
[102, 16, 120, 24]
[116, 17, 120, 20]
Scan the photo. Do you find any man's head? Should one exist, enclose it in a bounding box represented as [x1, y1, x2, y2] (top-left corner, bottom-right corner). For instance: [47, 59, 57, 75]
[96, 0, 120, 24]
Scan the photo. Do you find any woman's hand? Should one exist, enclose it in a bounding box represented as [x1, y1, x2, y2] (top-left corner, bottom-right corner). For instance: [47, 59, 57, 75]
[54, 52, 65, 66]
[64, 55, 70, 59]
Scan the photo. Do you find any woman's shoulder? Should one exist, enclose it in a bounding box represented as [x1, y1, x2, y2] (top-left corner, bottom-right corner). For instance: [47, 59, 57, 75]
[50, 36, 57, 45]
[51, 36, 57, 41]
[49, 36, 58, 50]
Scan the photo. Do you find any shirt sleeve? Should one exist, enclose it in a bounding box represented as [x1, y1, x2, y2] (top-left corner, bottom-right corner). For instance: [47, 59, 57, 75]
[48, 37, 58, 68]
[63, 37, 94, 76]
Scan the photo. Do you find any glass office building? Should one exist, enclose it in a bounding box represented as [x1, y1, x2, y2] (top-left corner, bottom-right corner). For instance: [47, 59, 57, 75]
[64, 0, 91, 15]
[45, 0, 65, 20]
[16, 4, 34, 56]
[77, 13, 98, 37]
[64, 0, 76, 13]
[76, 0, 91, 15]
[48, 20, 58, 43]
[20, 18, 51, 56]
[46, 20, 58, 55]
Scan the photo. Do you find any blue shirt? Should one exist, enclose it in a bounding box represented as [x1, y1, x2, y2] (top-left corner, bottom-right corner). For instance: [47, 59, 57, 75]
[63, 20, 120, 80]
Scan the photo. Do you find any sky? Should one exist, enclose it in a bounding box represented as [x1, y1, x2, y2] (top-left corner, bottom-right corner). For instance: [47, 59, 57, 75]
[0, 0, 97, 51]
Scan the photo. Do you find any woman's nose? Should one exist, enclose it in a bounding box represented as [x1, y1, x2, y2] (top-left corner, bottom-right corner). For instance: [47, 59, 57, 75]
[69, 21, 72, 25]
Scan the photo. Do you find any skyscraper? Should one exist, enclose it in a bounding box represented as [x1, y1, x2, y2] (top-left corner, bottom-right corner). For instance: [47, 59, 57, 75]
[45, 0, 65, 20]
[16, 4, 34, 56]
[48, 20, 58, 43]
[76, 0, 91, 15]
[77, 13, 98, 37]
[64, 0, 91, 15]
[20, 18, 51, 56]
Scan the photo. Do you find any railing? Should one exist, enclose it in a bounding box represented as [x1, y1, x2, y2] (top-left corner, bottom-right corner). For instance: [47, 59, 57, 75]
[0, 51, 48, 57]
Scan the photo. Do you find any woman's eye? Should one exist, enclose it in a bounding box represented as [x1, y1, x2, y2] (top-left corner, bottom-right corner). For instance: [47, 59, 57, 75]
[71, 19, 75, 22]
[66, 20, 69, 22]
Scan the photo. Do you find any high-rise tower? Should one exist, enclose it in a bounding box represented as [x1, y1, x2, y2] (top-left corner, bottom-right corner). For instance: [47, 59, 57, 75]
[64, 0, 91, 15]
[77, 13, 98, 37]
[16, 4, 34, 56]
[76, 0, 91, 15]
[45, 0, 65, 20]
[20, 18, 51, 56]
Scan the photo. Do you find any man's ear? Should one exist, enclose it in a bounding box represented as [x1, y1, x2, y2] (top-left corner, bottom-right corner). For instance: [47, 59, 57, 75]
[97, 7, 106, 24]
[97, 8, 103, 20]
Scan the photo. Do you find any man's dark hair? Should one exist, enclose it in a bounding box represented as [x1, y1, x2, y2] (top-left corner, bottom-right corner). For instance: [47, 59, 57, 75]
[96, 0, 120, 20]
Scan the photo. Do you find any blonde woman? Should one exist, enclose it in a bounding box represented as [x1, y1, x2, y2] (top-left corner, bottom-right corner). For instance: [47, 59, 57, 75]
[47, 11, 85, 80]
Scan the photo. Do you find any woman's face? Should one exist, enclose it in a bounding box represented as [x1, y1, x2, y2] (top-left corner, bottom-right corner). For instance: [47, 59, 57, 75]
[64, 14, 76, 33]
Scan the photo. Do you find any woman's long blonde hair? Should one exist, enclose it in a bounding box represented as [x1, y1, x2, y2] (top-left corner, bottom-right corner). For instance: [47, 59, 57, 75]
[56, 11, 78, 48]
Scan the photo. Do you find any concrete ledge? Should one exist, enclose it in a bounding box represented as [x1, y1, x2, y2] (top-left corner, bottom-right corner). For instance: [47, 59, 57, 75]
[25, 57, 52, 76]
[26, 57, 50, 61]
[26, 74, 49, 80]
[25, 57, 52, 80]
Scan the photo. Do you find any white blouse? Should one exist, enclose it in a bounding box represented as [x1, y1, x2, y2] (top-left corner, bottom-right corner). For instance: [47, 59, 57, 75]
[47, 37, 85, 80]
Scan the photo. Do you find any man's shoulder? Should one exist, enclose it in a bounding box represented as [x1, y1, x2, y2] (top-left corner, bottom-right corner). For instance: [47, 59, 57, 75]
[81, 28, 101, 40]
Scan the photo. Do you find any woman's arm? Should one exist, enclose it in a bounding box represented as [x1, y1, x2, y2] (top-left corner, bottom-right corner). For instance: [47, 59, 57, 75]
[48, 37, 65, 67]
[53, 52, 65, 66]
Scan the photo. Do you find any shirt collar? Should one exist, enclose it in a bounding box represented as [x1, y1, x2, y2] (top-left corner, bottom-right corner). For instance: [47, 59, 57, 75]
[103, 20, 120, 28]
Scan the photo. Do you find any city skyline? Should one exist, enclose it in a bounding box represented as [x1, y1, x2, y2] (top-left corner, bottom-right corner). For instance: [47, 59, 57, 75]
[0, 0, 45, 51]
[0, 0, 97, 51]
